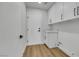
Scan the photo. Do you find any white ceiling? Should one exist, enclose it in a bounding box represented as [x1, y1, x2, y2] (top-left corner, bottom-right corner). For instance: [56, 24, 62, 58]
[25, 2, 54, 10]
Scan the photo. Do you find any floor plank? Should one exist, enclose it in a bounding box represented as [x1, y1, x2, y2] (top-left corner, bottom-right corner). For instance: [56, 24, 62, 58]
[23, 44, 69, 57]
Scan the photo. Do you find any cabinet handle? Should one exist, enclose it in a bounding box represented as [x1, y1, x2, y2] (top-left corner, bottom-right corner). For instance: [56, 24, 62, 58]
[77, 6, 79, 15]
[50, 19, 52, 23]
[61, 14, 63, 20]
[74, 8, 76, 16]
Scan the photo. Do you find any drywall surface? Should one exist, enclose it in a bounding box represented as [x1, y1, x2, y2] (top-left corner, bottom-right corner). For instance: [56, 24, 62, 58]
[0, 2, 27, 57]
[26, 7, 48, 45]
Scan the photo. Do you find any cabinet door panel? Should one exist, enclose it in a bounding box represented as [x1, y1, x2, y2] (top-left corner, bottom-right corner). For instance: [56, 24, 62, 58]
[55, 2, 64, 21]
[76, 2, 79, 16]
[48, 3, 56, 23]
[48, 2, 63, 24]
[45, 32, 58, 48]
[63, 2, 76, 20]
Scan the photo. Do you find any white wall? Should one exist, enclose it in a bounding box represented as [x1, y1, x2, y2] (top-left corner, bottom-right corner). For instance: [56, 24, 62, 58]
[26, 7, 48, 44]
[0, 2, 27, 57]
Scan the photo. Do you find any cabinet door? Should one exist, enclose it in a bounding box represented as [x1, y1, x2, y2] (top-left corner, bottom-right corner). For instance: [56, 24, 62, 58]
[45, 32, 58, 48]
[76, 2, 79, 16]
[63, 2, 76, 20]
[55, 2, 64, 22]
[48, 2, 63, 24]
[48, 3, 56, 24]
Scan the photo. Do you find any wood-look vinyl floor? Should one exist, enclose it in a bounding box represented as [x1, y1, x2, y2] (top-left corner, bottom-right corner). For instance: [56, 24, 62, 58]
[23, 44, 69, 57]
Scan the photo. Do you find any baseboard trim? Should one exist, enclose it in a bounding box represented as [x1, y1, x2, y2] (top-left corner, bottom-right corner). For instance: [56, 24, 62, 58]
[58, 46, 78, 57]
[44, 44, 49, 48]
[21, 42, 27, 57]
[27, 42, 44, 46]
[57, 47, 69, 57]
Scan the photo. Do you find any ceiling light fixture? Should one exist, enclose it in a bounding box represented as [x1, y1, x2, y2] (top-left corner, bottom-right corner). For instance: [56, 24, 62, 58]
[38, 2, 42, 4]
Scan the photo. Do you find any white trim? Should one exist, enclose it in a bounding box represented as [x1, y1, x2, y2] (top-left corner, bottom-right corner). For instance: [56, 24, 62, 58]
[20, 42, 27, 57]
[45, 31, 58, 33]
[27, 42, 44, 46]
[58, 46, 78, 57]
[48, 16, 79, 25]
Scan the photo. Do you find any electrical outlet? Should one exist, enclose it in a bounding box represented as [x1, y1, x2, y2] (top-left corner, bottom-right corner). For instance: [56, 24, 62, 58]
[55, 42, 63, 47]
[44, 36, 46, 40]
[27, 16, 29, 19]
[27, 40, 29, 43]
[55, 43, 59, 47]
[71, 53, 75, 56]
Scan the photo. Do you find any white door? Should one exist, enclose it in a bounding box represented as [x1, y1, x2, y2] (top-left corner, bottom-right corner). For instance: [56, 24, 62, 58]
[27, 9, 43, 45]
[0, 2, 26, 56]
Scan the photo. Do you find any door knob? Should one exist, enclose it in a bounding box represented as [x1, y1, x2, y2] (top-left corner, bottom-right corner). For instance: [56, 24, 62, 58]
[38, 28, 40, 32]
[19, 35, 23, 39]
[38, 29, 40, 32]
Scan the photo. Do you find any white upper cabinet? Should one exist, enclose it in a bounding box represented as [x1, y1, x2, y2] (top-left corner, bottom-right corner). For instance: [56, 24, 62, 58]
[48, 2, 79, 24]
[63, 2, 76, 20]
[48, 3, 56, 24]
[48, 2, 63, 24]
[55, 2, 64, 22]
[76, 2, 79, 16]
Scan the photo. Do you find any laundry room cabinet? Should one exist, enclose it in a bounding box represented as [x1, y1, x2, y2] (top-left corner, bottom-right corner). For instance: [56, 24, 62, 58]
[63, 2, 79, 20]
[45, 31, 58, 48]
[48, 2, 79, 24]
[76, 2, 79, 16]
[48, 2, 63, 24]
[63, 2, 77, 20]
[55, 2, 64, 21]
[48, 3, 56, 24]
